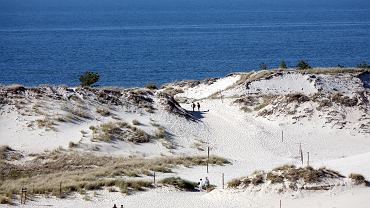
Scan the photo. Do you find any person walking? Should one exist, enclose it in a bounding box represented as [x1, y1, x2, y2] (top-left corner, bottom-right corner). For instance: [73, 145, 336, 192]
[113, 204, 117, 208]
[197, 102, 200, 111]
[192, 102, 195, 112]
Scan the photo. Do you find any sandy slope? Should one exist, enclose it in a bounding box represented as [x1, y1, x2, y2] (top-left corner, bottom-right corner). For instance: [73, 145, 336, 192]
[1, 70, 370, 207]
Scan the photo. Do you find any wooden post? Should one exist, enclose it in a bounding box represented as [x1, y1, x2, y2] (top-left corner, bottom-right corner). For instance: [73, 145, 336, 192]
[307, 152, 310, 166]
[59, 181, 62, 198]
[280, 199, 282, 208]
[299, 143, 303, 165]
[207, 146, 210, 173]
[222, 173, 225, 189]
[20, 188, 23, 204]
[281, 130, 283, 142]
[153, 172, 156, 185]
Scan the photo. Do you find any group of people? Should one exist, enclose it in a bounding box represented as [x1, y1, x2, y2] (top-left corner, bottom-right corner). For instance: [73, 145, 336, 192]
[191, 102, 201, 112]
[198, 177, 210, 191]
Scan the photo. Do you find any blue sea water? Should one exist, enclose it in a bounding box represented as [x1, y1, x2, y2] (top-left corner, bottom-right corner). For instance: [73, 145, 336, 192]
[0, 0, 370, 87]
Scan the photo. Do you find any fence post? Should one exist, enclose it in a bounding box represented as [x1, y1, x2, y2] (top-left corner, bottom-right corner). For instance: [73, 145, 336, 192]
[207, 147, 210, 173]
[222, 173, 224, 189]
[20, 188, 23, 204]
[307, 152, 310, 166]
[281, 130, 283, 142]
[59, 181, 62, 198]
[299, 143, 303, 165]
[153, 171, 156, 185]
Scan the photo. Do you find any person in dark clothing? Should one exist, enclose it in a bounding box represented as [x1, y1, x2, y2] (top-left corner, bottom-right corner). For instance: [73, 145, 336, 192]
[113, 204, 117, 208]
[197, 102, 200, 111]
[192, 102, 195, 112]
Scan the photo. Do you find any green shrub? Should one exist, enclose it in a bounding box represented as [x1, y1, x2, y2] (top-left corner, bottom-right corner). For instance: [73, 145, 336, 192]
[357, 62, 370, 69]
[279, 60, 287, 69]
[145, 83, 158, 90]
[259, 63, 268, 70]
[79, 71, 100, 87]
[297, 60, 311, 70]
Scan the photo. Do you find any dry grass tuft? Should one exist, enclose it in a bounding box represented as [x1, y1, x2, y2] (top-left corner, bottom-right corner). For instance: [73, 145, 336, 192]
[349, 173, 367, 185]
[0, 152, 229, 199]
[92, 122, 151, 143]
[36, 118, 56, 131]
[132, 119, 141, 125]
[96, 108, 111, 117]
[160, 177, 197, 191]
[297, 67, 369, 75]
[228, 165, 346, 191]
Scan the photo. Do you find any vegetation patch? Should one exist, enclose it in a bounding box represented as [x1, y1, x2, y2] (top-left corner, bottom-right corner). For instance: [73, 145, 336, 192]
[0, 151, 229, 201]
[160, 177, 197, 191]
[349, 173, 367, 185]
[228, 165, 347, 191]
[92, 121, 151, 143]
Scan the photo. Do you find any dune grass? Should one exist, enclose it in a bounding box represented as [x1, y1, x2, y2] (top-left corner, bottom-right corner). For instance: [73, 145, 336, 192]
[0, 151, 229, 203]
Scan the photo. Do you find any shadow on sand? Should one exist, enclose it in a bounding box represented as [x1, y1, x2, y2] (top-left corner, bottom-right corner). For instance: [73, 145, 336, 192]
[188, 110, 209, 120]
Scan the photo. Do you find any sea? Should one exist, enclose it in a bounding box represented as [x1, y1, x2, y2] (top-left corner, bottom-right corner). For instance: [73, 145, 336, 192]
[0, 0, 370, 87]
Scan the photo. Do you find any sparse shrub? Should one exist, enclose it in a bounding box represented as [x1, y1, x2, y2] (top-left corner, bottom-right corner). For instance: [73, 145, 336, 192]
[108, 187, 118, 192]
[160, 177, 197, 191]
[79, 71, 100, 87]
[96, 108, 110, 116]
[357, 62, 370, 69]
[155, 127, 166, 139]
[349, 173, 366, 185]
[36, 118, 56, 131]
[286, 93, 310, 103]
[296, 60, 312, 70]
[331, 93, 358, 107]
[132, 119, 141, 125]
[259, 63, 268, 70]
[68, 142, 78, 148]
[251, 173, 264, 185]
[279, 60, 287, 69]
[145, 83, 158, 90]
[0, 196, 12, 204]
[0, 145, 12, 160]
[267, 172, 284, 184]
[227, 178, 242, 188]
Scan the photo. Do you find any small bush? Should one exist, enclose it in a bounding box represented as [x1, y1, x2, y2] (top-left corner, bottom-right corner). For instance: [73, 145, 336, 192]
[227, 178, 242, 188]
[267, 172, 284, 184]
[279, 60, 287, 69]
[155, 127, 166, 139]
[357, 62, 370, 69]
[68, 142, 78, 148]
[160, 177, 197, 191]
[349, 173, 366, 185]
[96, 108, 110, 116]
[145, 83, 158, 90]
[132, 119, 141, 125]
[79, 71, 100, 87]
[0, 196, 12, 204]
[297, 60, 312, 70]
[259, 63, 268, 70]
[251, 173, 264, 185]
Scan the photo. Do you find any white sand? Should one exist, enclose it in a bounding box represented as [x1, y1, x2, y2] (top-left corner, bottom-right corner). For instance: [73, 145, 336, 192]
[1, 70, 370, 207]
